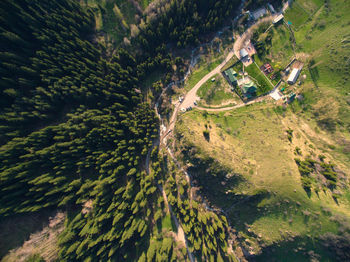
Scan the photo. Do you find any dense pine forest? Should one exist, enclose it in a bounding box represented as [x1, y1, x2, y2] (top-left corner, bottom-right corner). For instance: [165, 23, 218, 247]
[0, 0, 242, 261]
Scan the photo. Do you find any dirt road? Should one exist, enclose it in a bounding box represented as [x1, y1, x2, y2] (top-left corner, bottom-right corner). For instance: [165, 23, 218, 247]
[181, 50, 236, 110]
[196, 95, 270, 112]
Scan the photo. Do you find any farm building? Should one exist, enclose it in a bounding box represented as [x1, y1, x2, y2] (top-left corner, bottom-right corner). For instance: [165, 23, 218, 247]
[287, 68, 301, 85]
[240, 48, 249, 59]
[224, 68, 237, 84]
[251, 7, 267, 20]
[273, 14, 284, 24]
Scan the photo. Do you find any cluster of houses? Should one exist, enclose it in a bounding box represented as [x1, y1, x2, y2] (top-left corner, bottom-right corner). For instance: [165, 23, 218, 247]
[221, 2, 303, 100]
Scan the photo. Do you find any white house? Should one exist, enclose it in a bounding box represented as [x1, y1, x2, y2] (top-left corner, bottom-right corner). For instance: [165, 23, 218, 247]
[287, 68, 301, 85]
[273, 14, 284, 24]
[240, 48, 249, 59]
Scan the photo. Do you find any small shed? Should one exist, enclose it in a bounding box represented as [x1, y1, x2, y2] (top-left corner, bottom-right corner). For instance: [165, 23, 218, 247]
[287, 68, 301, 85]
[240, 48, 249, 59]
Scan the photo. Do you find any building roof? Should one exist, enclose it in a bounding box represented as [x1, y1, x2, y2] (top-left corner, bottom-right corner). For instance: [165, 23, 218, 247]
[252, 7, 267, 20]
[287, 68, 300, 84]
[241, 80, 257, 95]
[240, 48, 249, 58]
[273, 14, 284, 24]
[225, 68, 237, 83]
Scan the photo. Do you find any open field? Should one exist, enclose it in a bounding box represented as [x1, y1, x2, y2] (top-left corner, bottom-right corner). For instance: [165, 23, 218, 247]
[175, 101, 350, 258]
[196, 74, 240, 107]
[290, 0, 350, 142]
[285, 0, 324, 30]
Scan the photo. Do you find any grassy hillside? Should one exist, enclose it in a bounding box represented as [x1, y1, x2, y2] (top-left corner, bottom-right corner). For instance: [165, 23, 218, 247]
[288, 0, 350, 161]
[175, 103, 350, 260]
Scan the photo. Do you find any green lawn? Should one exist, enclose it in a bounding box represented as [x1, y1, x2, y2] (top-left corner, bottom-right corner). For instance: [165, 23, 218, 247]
[295, 0, 324, 14]
[197, 74, 239, 106]
[292, 0, 350, 133]
[245, 63, 273, 95]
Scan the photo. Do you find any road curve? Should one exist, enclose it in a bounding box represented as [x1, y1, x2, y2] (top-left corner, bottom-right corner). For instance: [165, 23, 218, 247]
[180, 50, 235, 110]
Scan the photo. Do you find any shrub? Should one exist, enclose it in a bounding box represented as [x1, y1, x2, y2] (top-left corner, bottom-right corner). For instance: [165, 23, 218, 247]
[203, 130, 210, 141]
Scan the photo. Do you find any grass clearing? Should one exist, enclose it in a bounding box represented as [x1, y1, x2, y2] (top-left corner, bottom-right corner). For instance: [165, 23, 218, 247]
[161, 214, 174, 231]
[197, 74, 240, 106]
[81, 0, 140, 45]
[184, 57, 223, 91]
[290, 0, 350, 135]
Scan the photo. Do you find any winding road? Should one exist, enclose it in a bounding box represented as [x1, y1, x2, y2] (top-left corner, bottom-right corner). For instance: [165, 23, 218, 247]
[161, 14, 280, 145]
[180, 50, 235, 110]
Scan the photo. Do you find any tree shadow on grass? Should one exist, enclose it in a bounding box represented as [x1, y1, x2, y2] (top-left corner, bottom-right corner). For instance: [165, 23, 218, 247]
[185, 151, 246, 209]
[0, 208, 56, 259]
[248, 235, 335, 262]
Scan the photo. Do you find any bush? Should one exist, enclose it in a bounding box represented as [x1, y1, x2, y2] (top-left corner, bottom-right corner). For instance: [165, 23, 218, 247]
[203, 130, 210, 141]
